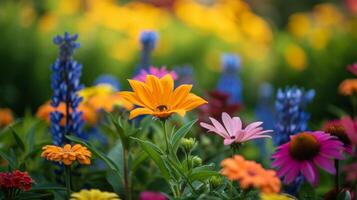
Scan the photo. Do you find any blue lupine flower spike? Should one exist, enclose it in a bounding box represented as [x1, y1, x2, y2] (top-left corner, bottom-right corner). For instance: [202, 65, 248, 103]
[50, 32, 85, 145]
[274, 86, 315, 146]
[216, 53, 242, 104]
[139, 30, 158, 70]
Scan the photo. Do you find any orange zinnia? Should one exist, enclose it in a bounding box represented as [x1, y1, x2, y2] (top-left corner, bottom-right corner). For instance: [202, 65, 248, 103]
[339, 79, 357, 96]
[119, 75, 207, 119]
[41, 144, 92, 165]
[0, 108, 14, 128]
[221, 155, 281, 194]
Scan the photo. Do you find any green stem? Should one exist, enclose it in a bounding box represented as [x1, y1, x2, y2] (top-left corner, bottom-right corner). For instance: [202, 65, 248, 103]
[334, 159, 339, 192]
[161, 120, 170, 153]
[123, 147, 131, 200]
[64, 165, 72, 198]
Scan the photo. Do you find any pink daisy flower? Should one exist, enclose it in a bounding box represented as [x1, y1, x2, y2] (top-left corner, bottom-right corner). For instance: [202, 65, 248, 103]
[133, 66, 177, 82]
[341, 116, 357, 146]
[200, 112, 272, 145]
[271, 131, 344, 186]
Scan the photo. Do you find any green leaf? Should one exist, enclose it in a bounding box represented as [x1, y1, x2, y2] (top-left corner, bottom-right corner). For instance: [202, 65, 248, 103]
[107, 141, 124, 175]
[0, 149, 18, 169]
[25, 122, 38, 153]
[338, 190, 351, 200]
[10, 127, 25, 152]
[132, 137, 171, 180]
[171, 119, 197, 153]
[65, 135, 120, 173]
[106, 170, 124, 194]
[189, 170, 220, 182]
[131, 151, 148, 173]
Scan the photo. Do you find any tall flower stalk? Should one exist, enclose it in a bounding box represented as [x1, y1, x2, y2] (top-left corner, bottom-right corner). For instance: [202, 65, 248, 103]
[50, 32, 84, 146]
[139, 30, 158, 70]
[274, 87, 315, 146]
[216, 54, 242, 104]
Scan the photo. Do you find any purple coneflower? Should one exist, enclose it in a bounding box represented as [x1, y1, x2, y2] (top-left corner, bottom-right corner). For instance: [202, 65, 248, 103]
[272, 131, 344, 186]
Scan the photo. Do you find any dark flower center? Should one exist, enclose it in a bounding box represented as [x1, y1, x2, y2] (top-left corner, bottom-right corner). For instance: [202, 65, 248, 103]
[289, 133, 320, 161]
[156, 105, 168, 112]
[324, 125, 351, 145]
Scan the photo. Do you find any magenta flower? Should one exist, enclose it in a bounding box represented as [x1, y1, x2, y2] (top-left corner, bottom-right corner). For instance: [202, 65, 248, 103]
[133, 66, 177, 82]
[341, 116, 357, 146]
[323, 119, 353, 154]
[139, 191, 167, 200]
[348, 63, 357, 76]
[272, 131, 344, 186]
[200, 112, 272, 145]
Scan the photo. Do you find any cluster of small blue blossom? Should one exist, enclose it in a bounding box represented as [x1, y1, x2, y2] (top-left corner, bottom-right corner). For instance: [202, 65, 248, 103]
[50, 32, 84, 145]
[274, 86, 315, 146]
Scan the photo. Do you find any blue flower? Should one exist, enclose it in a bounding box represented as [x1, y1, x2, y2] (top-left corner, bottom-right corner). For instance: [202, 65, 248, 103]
[216, 54, 242, 104]
[174, 65, 194, 86]
[274, 86, 315, 146]
[139, 30, 158, 70]
[50, 32, 84, 145]
[94, 74, 120, 91]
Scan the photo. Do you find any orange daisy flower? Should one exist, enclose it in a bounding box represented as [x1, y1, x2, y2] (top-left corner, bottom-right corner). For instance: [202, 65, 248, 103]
[0, 108, 14, 128]
[119, 75, 207, 119]
[339, 79, 357, 96]
[221, 155, 281, 194]
[41, 144, 92, 165]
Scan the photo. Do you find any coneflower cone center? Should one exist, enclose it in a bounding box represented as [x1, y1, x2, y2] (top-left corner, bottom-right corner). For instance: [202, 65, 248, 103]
[324, 125, 351, 145]
[289, 133, 320, 161]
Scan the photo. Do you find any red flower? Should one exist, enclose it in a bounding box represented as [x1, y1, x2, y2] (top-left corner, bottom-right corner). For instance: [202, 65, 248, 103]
[0, 170, 33, 191]
[198, 90, 240, 124]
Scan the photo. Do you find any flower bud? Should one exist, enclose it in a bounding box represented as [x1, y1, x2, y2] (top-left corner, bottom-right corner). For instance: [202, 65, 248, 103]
[210, 176, 223, 188]
[181, 137, 197, 152]
[192, 156, 202, 167]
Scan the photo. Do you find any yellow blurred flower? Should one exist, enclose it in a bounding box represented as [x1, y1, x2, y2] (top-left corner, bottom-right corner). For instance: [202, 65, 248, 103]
[79, 85, 134, 112]
[70, 189, 120, 200]
[19, 2, 36, 28]
[288, 13, 311, 38]
[0, 108, 14, 128]
[260, 193, 295, 200]
[284, 43, 307, 71]
[38, 13, 58, 33]
[339, 79, 357, 96]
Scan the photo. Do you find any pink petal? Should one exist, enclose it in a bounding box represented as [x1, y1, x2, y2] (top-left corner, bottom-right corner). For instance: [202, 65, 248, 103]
[232, 117, 242, 132]
[209, 117, 230, 138]
[244, 121, 263, 131]
[301, 161, 317, 185]
[285, 163, 300, 184]
[224, 138, 235, 146]
[200, 122, 228, 139]
[314, 155, 335, 174]
[222, 112, 234, 136]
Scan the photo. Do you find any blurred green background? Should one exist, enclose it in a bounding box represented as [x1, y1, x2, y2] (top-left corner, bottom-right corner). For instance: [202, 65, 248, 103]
[1, 0, 357, 123]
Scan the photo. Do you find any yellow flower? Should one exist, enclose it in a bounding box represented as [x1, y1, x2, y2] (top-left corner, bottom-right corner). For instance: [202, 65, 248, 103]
[41, 144, 92, 165]
[70, 189, 120, 200]
[284, 43, 307, 71]
[260, 193, 295, 200]
[79, 85, 134, 112]
[120, 75, 207, 119]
